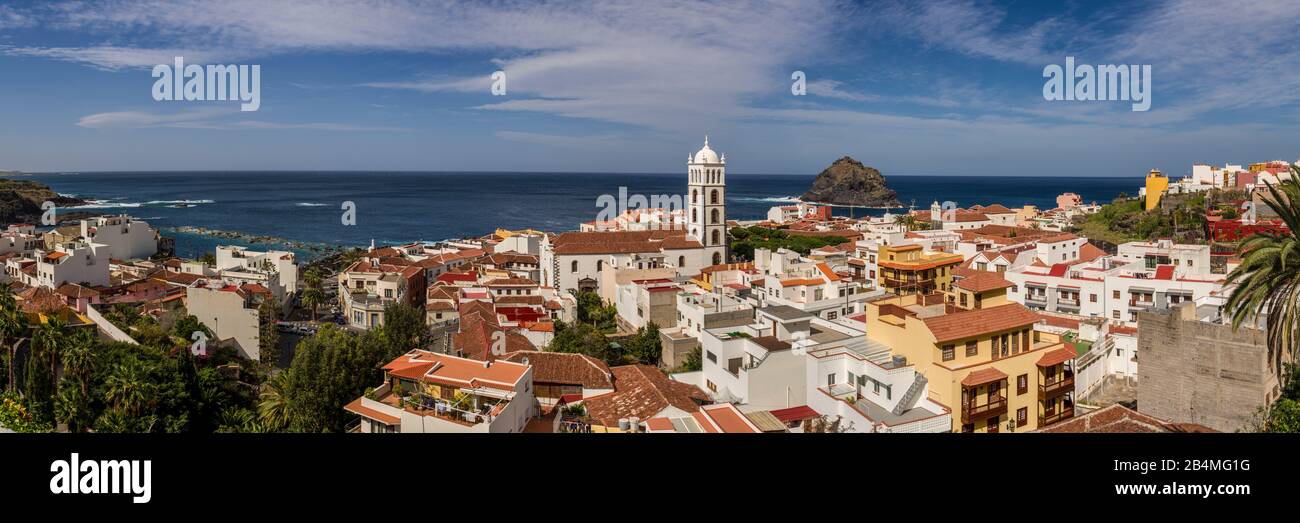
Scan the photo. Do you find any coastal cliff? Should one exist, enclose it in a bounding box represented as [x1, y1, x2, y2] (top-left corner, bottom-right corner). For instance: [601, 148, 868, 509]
[800, 156, 902, 207]
[0, 178, 88, 223]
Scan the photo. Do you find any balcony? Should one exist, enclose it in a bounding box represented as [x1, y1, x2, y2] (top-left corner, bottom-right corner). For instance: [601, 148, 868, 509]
[1024, 293, 1047, 304]
[1039, 406, 1075, 427]
[960, 395, 1007, 424]
[1038, 372, 1075, 399]
[1128, 297, 1154, 309]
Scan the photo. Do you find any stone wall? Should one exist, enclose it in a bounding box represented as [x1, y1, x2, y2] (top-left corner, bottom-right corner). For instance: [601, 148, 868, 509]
[1136, 304, 1276, 432]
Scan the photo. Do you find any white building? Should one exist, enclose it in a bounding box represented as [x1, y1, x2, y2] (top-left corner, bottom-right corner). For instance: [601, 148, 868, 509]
[697, 305, 862, 410]
[804, 342, 952, 433]
[1005, 241, 1224, 326]
[687, 136, 728, 266]
[345, 350, 537, 434]
[80, 215, 159, 260]
[185, 279, 269, 360]
[33, 241, 111, 288]
[0, 224, 43, 256]
[214, 245, 299, 299]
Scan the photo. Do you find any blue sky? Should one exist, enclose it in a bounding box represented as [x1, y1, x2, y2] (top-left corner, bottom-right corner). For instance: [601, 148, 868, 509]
[0, 0, 1297, 176]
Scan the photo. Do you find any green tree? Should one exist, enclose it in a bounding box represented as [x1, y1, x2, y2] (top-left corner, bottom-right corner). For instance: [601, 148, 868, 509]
[104, 358, 156, 421]
[258, 369, 295, 431]
[284, 324, 384, 432]
[376, 301, 428, 360]
[53, 330, 95, 432]
[300, 287, 324, 321]
[258, 300, 281, 369]
[627, 322, 663, 365]
[1224, 169, 1300, 386]
[548, 320, 613, 362]
[0, 283, 26, 392]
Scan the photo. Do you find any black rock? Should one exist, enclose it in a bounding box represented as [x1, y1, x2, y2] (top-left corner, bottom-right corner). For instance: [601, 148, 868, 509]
[800, 156, 902, 207]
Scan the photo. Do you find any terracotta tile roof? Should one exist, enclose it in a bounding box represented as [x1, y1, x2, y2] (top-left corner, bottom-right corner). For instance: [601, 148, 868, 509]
[960, 367, 1008, 387]
[581, 364, 709, 426]
[55, 283, 99, 298]
[501, 350, 613, 389]
[1036, 346, 1076, 367]
[453, 301, 534, 360]
[382, 349, 530, 391]
[1034, 404, 1217, 433]
[484, 277, 537, 286]
[344, 397, 400, 425]
[495, 294, 544, 306]
[426, 284, 459, 300]
[1036, 313, 1080, 330]
[953, 271, 1013, 293]
[922, 303, 1041, 343]
[552, 230, 696, 255]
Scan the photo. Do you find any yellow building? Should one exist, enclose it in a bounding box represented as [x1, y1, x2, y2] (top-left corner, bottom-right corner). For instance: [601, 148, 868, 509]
[1143, 169, 1168, 211]
[864, 276, 1076, 432]
[877, 244, 962, 295]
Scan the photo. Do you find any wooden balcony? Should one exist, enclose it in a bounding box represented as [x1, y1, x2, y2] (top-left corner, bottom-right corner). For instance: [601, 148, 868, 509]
[1038, 372, 1075, 399]
[961, 395, 1007, 424]
[1039, 407, 1075, 427]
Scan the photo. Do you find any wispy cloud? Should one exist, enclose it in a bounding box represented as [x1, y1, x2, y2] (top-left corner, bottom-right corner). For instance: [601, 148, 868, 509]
[77, 107, 408, 132]
[2, 45, 231, 71]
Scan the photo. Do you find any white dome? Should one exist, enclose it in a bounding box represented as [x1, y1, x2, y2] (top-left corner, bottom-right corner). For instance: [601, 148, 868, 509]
[692, 136, 721, 164]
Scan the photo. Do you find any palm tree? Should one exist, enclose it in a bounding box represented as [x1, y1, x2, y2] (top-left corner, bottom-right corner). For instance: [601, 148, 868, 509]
[304, 267, 323, 290]
[257, 369, 294, 431]
[0, 284, 26, 392]
[32, 316, 67, 383]
[61, 330, 96, 398]
[300, 287, 324, 321]
[1225, 166, 1300, 385]
[105, 359, 153, 418]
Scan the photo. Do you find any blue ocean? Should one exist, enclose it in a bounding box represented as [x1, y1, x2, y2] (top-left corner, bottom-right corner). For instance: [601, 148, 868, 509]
[20, 171, 1143, 260]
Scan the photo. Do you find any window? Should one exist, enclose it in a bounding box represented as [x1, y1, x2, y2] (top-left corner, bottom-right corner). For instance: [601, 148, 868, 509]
[678, 255, 685, 267]
[827, 373, 836, 386]
[1090, 293, 1097, 303]
[706, 351, 717, 363]
[966, 340, 978, 357]
[827, 311, 838, 320]
[571, 260, 578, 273]
[1017, 374, 1028, 395]
[1017, 407, 1027, 426]
[596, 260, 603, 272]
[941, 345, 955, 361]
[1113, 290, 1120, 299]
[710, 189, 719, 204]
[710, 209, 720, 224]
[1112, 310, 1120, 319]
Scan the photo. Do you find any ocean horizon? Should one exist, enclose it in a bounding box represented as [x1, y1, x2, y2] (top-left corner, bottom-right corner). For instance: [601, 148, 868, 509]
[22, 171, 1144, 260]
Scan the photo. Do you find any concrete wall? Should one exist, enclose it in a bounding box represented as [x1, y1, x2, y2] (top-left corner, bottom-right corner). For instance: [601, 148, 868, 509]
[1136, 304, 1277, 432]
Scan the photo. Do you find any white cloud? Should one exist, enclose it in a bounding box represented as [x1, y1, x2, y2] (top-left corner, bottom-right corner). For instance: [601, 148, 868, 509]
[2, 45, 231, 71]
[77, 107, 407, 131]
